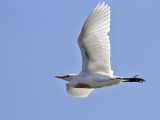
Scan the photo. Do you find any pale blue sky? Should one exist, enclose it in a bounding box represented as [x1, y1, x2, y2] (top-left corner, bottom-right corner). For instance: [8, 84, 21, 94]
[0, 0, 160, 120]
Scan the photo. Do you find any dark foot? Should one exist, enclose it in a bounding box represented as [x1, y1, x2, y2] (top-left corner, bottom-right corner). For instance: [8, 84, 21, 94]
[122, 75, 145, 83]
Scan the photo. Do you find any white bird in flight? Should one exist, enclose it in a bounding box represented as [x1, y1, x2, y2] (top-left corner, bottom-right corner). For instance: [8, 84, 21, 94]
[55, 1, 144, 98]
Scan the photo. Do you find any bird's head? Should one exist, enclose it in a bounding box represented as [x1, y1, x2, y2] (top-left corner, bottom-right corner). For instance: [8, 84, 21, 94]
[55, 74, 78, 82]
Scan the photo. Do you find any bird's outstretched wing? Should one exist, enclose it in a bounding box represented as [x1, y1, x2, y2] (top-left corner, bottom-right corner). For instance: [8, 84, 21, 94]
[78, 1, 113, 76]
[66, 84, 94, 98]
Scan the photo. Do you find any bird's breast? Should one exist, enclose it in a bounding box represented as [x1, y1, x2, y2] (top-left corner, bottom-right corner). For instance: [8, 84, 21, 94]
[74, 83, 92, 88]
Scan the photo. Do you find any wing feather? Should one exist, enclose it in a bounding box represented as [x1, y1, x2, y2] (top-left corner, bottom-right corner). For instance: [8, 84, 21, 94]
[78, 2, 113, 75]
[66, 84, 94, 98]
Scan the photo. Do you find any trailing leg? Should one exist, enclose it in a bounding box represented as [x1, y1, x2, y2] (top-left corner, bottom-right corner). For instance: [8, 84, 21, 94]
[117, 75, 145, 83]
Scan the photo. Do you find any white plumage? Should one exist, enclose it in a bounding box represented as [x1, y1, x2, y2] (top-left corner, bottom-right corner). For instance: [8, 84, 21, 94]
[78, 1, 113, 76]
[55, 1, 144, 98]
[66, 83, 94, 98]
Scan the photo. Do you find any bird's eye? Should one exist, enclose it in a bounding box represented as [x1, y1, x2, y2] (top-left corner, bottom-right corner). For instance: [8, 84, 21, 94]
[66, 75, 70, 77]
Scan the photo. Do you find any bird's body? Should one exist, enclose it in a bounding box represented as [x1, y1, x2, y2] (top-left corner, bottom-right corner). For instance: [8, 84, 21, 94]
[66, 72, 120, 88]
[55, 1, 144, 98]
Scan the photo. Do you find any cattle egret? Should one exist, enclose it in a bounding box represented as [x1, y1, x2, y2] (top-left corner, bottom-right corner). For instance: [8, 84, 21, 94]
[55, 1, 145, 98]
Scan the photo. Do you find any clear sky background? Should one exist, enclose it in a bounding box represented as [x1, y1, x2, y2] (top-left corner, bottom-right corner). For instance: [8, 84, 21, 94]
[0, 0, 160, 120]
